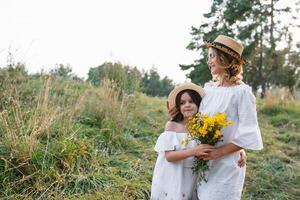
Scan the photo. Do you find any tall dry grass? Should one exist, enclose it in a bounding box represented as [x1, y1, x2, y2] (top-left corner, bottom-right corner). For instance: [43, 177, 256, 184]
[265, 87, 294, 106]
[0, 79, 62, 171]
[0, 75, 146, 199]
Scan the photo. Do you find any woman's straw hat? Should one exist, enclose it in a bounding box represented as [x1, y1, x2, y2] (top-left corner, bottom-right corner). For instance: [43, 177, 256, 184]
[205, 35, 245, 64]
[167, 83, 205, 109]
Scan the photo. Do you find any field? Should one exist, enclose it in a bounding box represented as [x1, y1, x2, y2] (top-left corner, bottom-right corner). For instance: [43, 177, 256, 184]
[0, 76, 299, 199]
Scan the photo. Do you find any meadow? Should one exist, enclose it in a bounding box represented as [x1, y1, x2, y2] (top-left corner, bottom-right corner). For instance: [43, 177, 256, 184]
[0, 74, 299, 199]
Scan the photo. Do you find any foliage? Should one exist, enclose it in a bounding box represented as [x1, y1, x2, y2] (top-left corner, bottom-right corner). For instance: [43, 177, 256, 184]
[87, 63, 174, 97]
[242, 99, 300, 199]
[141, 67, 174, 97]
[0, 66, 168, 199]
[87, 62, 141, 95]
[182, 0, 300, 97]
[0, 68, 299, 199]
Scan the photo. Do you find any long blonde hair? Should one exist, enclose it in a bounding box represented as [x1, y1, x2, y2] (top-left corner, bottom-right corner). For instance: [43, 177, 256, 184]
[210, 47, 243, 85]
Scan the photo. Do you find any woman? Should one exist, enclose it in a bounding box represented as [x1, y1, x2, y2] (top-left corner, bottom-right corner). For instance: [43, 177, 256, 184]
[168, 35, 263, 199]
[197, 35, 263, 199]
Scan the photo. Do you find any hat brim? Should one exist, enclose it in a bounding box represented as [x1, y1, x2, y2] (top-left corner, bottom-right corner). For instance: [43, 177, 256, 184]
[205, 41, 246, 65]
[167, 83, 205, 109]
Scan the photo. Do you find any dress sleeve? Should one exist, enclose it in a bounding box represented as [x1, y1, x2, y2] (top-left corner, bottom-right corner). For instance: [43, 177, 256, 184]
[154, 131, 180, 152]
[232, 86, 263, 150]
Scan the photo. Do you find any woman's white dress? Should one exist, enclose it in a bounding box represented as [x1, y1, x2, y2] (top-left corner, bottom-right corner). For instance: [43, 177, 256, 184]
[151, 131, 198, 200]
[197, 82, 263, 200]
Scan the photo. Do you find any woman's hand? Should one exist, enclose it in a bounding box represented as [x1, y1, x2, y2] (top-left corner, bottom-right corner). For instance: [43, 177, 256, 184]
[202, 148, 223, 160]
[166, 102, 178, 118]
[193, 144, 215, 157]
[238, 149, 247, 167]
[202, 143, 242, 161]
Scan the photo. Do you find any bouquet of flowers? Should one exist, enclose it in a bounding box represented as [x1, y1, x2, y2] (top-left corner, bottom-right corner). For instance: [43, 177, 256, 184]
[186, 112, 233, 183]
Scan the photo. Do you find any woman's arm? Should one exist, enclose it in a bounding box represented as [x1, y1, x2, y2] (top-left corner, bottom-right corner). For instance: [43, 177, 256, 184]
[202, 143, 242, 161]
[165, 144, 214, 162]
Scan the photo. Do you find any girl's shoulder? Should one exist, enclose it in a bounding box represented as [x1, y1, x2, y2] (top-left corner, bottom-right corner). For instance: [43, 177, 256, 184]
[164, 121, 186, 133]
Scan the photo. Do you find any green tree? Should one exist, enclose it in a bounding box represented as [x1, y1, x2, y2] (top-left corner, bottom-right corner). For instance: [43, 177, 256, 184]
[87, 62, 142, 94]
[141, 67, 174, 97]
[49, 63, 83, 82]
[182, 0, 299, 97]
[50, 63, 73, 78]
[141, 67, 161, 96]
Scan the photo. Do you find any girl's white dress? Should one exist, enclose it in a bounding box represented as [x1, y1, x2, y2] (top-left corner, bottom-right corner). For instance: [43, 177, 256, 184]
[197, 82, 263, 200]
[151, 131, 198, 200]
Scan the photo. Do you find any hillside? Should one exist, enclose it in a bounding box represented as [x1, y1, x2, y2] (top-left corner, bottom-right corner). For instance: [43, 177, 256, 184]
[0, 77, 299, 199]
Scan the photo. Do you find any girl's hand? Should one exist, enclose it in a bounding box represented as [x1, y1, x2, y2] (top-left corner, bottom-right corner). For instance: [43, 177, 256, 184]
[238, 149, 247, 167]
[166, 102, 178, 118]
[193, 144, 215, 157]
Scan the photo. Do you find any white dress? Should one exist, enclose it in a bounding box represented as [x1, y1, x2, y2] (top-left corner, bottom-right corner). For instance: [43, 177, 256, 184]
[197, 82, 263, 200]
[151, 131, 199, 200]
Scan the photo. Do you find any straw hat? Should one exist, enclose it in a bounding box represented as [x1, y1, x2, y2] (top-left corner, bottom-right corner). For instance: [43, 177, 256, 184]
[205, 35, 245, 64]
[167, 83, 205, 109]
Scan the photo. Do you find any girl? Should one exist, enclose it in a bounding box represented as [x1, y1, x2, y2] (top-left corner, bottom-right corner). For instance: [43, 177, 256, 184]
[151, 83, 246, 200]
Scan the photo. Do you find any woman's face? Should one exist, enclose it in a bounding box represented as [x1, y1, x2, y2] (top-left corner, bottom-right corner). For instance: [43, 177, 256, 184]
[179, 92, 198, 118]
[207, 48, 226, 76]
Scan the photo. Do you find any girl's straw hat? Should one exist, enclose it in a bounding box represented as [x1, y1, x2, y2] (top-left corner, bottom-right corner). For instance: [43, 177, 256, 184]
[205, 35, 245, 64]
[167, 83, 205, 109]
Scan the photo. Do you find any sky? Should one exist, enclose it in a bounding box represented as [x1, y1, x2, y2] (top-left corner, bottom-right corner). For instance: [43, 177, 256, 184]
[1, 0, 299, 84]
[0, 0, 212, 83]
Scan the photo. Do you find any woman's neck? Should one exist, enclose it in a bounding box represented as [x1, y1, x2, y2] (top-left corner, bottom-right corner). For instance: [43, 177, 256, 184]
[218, 76, 234, 87]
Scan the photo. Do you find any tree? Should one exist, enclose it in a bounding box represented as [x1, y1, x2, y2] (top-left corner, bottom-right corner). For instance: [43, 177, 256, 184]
[141, 67, 174, 97]
[141, 67, 161, 96]
[50, 63, 73, 78]
[182, 0, 300, 97]
[87, 62, 142, 94]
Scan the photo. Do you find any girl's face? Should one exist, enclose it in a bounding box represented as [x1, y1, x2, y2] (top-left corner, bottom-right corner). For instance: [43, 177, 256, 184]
[207, 48, 226, 76]
[179, 92, 198, 118]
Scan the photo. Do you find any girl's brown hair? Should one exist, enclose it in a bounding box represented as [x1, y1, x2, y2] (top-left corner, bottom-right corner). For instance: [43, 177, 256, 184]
[171, 89, 202, 122]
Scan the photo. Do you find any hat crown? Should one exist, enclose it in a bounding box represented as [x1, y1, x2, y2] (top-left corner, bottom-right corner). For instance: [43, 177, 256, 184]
[214, 35, 243, 56]
[167, 83, 205, 110]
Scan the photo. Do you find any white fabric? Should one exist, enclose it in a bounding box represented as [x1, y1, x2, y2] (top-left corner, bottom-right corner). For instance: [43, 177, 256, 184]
[151, 131, 199, 200]
[197, 81, 263, 200]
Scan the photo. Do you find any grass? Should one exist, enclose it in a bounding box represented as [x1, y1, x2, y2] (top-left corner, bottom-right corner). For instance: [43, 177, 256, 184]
[0, 74, 299, 199]
[242, 100, 300, 199]
[0, 75, 167, 199]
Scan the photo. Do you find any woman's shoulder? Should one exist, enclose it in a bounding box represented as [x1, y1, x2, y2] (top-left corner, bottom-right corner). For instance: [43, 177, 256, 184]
[204, 80, 217, 88]
[230, 82, 256, 104]
[206, 81, 251, 91]
[234, 82, 254, 94]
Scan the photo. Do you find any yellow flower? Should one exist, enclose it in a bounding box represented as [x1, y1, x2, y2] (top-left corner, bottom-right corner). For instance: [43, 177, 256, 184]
[180, 139, 188, 147]
[213, 130, 222, 140]
[185, 112, 233, 183]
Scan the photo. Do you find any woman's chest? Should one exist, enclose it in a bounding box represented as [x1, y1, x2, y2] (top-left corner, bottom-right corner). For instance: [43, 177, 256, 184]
[200, 91, 238, 119]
